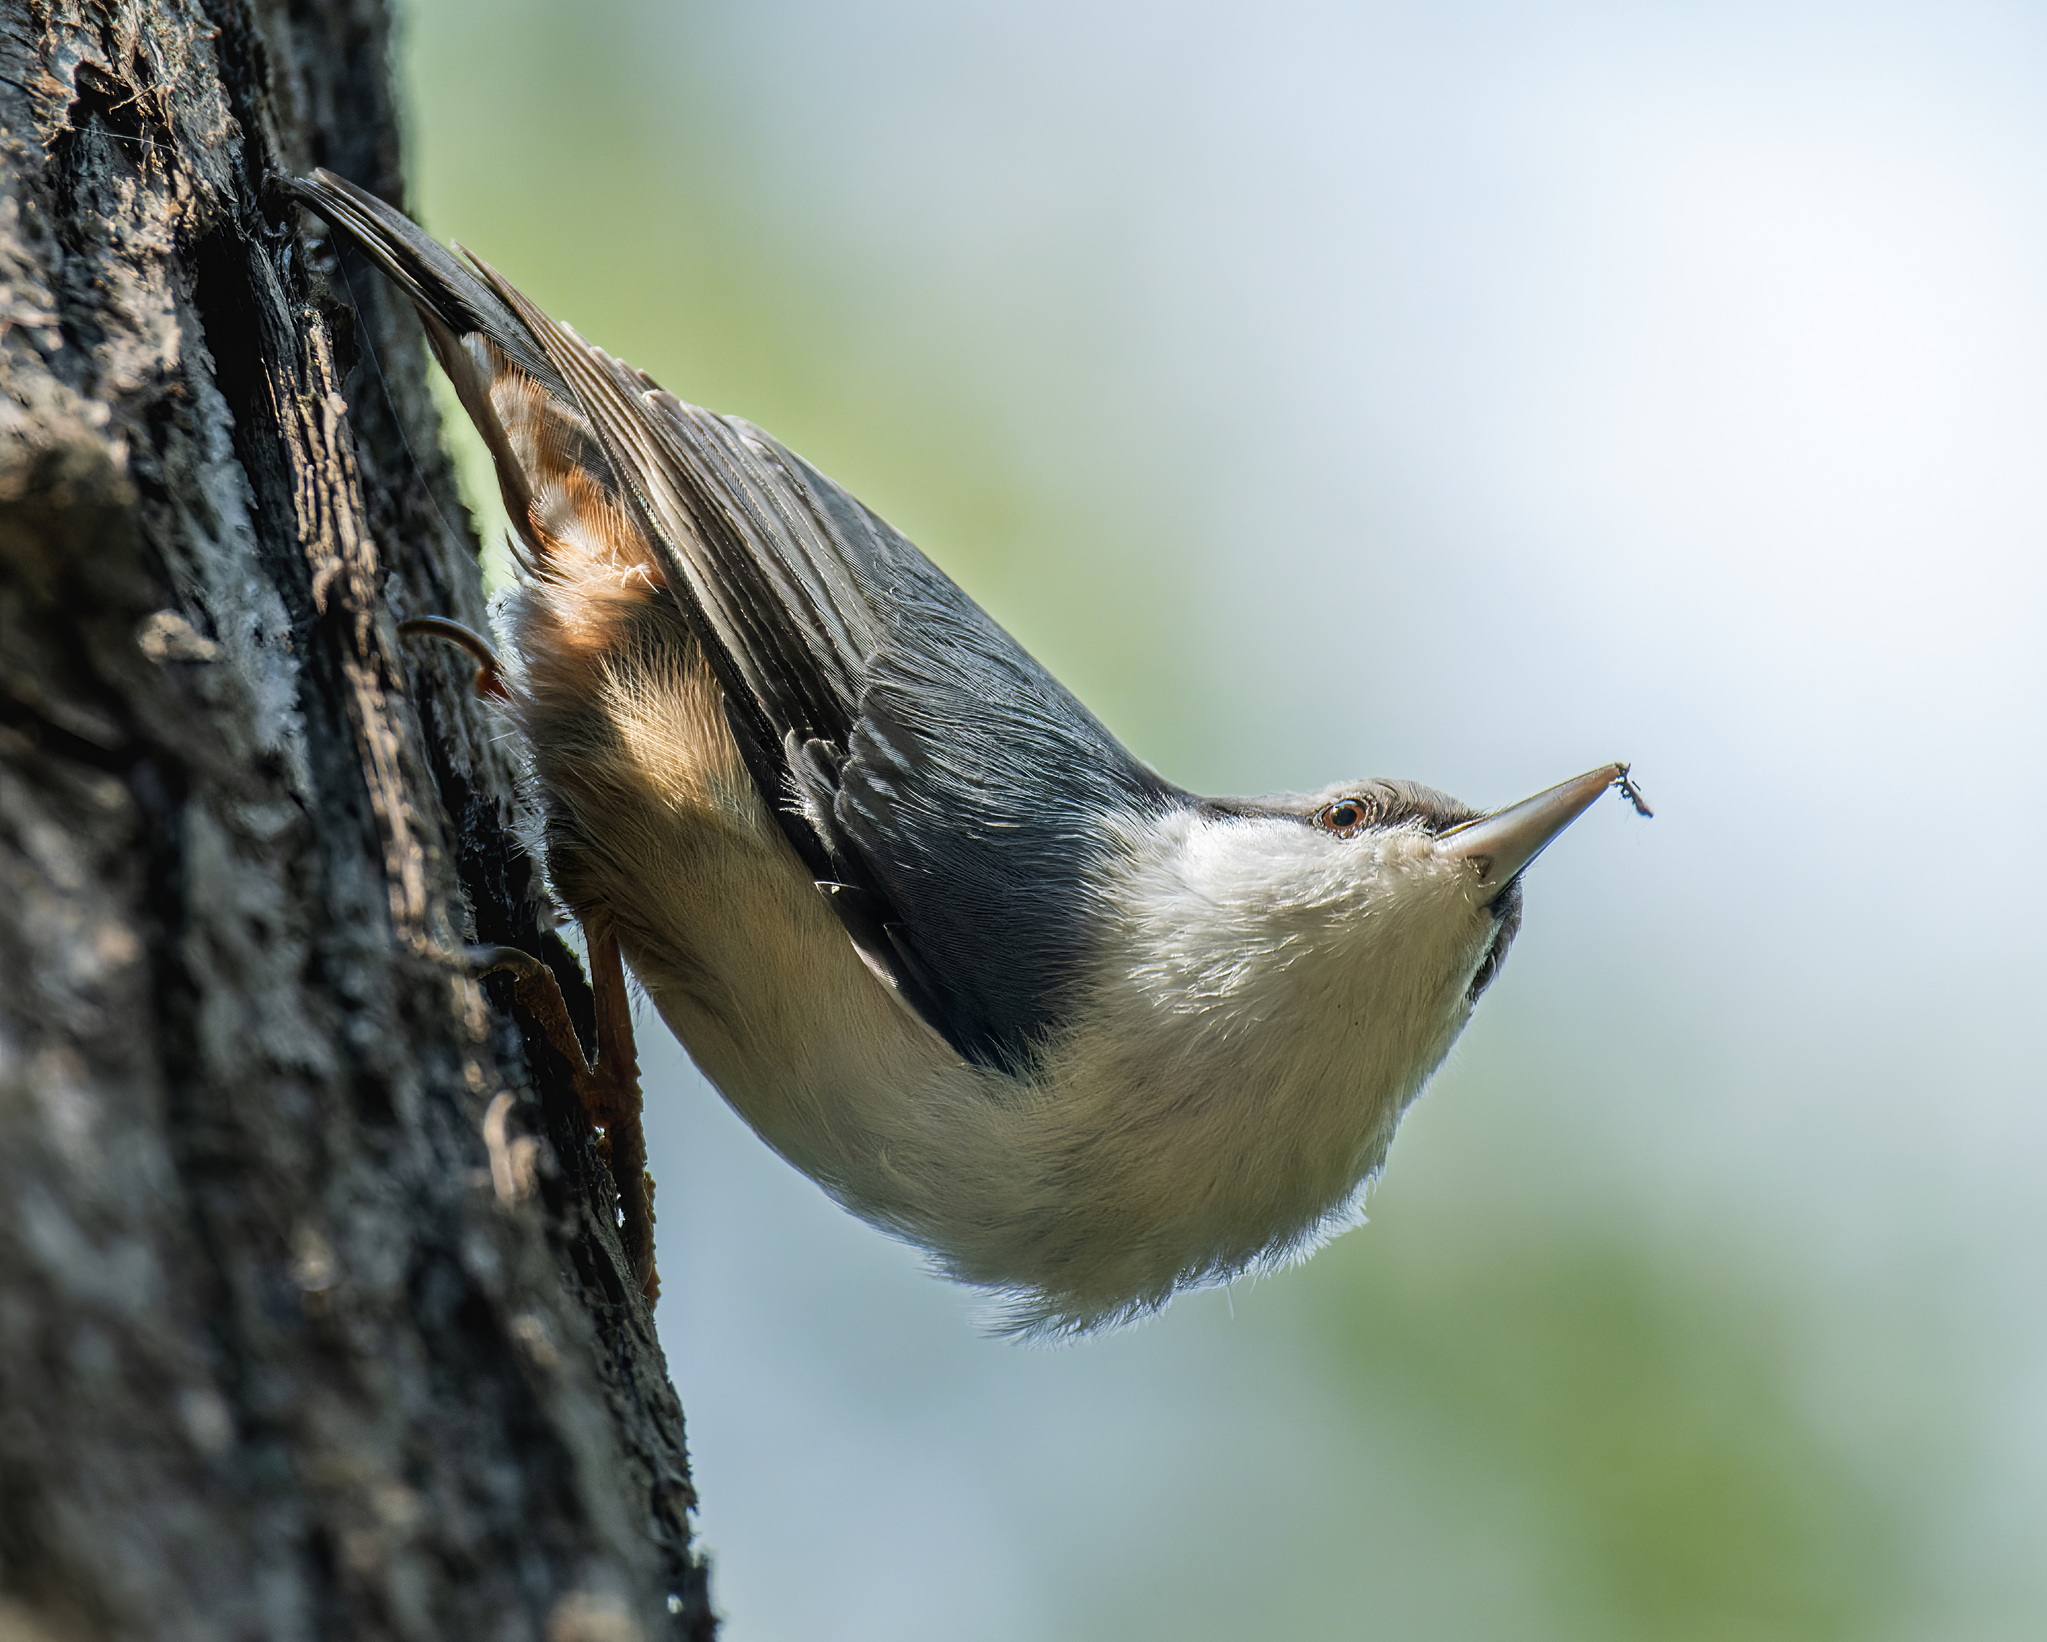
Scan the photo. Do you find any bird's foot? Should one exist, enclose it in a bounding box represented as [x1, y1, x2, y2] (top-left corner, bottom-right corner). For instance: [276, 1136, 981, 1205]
[467, 937, 658, 1302]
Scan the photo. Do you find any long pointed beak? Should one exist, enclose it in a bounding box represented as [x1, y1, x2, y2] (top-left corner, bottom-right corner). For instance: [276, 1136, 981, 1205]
[1434, 764, 1633, 897]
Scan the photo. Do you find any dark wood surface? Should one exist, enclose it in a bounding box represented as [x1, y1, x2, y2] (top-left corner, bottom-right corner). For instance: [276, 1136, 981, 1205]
[0, 1, 712, 1635]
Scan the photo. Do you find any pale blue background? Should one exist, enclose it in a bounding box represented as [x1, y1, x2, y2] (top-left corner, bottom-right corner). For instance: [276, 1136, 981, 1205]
[403, 4, 2047, 1636]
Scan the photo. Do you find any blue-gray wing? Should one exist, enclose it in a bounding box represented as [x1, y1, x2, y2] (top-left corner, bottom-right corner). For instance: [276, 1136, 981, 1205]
[476, 269, 1185, 1072]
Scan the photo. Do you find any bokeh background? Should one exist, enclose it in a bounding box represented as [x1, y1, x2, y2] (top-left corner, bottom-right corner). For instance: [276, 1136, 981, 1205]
[397, 3, 2047, 1637]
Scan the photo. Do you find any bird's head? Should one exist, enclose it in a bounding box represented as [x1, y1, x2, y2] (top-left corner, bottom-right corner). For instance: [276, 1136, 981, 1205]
[1094, 764, 1635, 1080]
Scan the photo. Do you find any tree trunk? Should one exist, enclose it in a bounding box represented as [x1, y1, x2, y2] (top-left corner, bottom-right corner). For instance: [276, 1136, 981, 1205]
[0, 2, 713, 1637]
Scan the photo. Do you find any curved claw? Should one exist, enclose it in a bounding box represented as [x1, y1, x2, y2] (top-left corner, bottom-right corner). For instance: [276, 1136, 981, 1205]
[402, 616, 509, 702]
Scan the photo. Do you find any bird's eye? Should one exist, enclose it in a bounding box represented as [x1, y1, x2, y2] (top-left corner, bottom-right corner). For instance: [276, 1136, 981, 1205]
[1314, 797, 1375, 838]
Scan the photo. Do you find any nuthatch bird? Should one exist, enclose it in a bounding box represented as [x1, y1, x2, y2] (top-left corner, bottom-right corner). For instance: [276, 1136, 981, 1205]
[292, 170, 1648, 1336]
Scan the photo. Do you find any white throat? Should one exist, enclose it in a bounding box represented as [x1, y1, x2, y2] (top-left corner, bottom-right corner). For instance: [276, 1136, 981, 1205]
[1097, 807, 1499, 1061]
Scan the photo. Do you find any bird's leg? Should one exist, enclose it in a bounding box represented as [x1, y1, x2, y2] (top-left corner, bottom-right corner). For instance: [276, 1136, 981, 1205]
[467, 937, 658, 1302]
[586, 924, 656, 1301]
[412, 616, 657, 1292]
[420, 617, 655, 1296]
[400, 615, 510, 702]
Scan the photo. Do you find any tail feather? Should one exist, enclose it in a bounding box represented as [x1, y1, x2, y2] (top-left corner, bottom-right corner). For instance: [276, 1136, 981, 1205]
[291, 170, 668, 679]
[285, 169, 568, 399]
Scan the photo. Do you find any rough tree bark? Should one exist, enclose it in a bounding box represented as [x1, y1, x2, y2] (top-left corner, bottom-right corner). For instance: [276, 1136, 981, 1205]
[0, 2, 714, 1637]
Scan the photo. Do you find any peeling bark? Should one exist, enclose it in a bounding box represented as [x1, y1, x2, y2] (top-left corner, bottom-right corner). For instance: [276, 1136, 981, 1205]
[0, 2, 713, 1637]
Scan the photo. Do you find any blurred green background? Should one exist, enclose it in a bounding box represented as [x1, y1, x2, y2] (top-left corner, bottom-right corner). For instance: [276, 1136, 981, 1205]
[397, 2, 2047, 1637]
